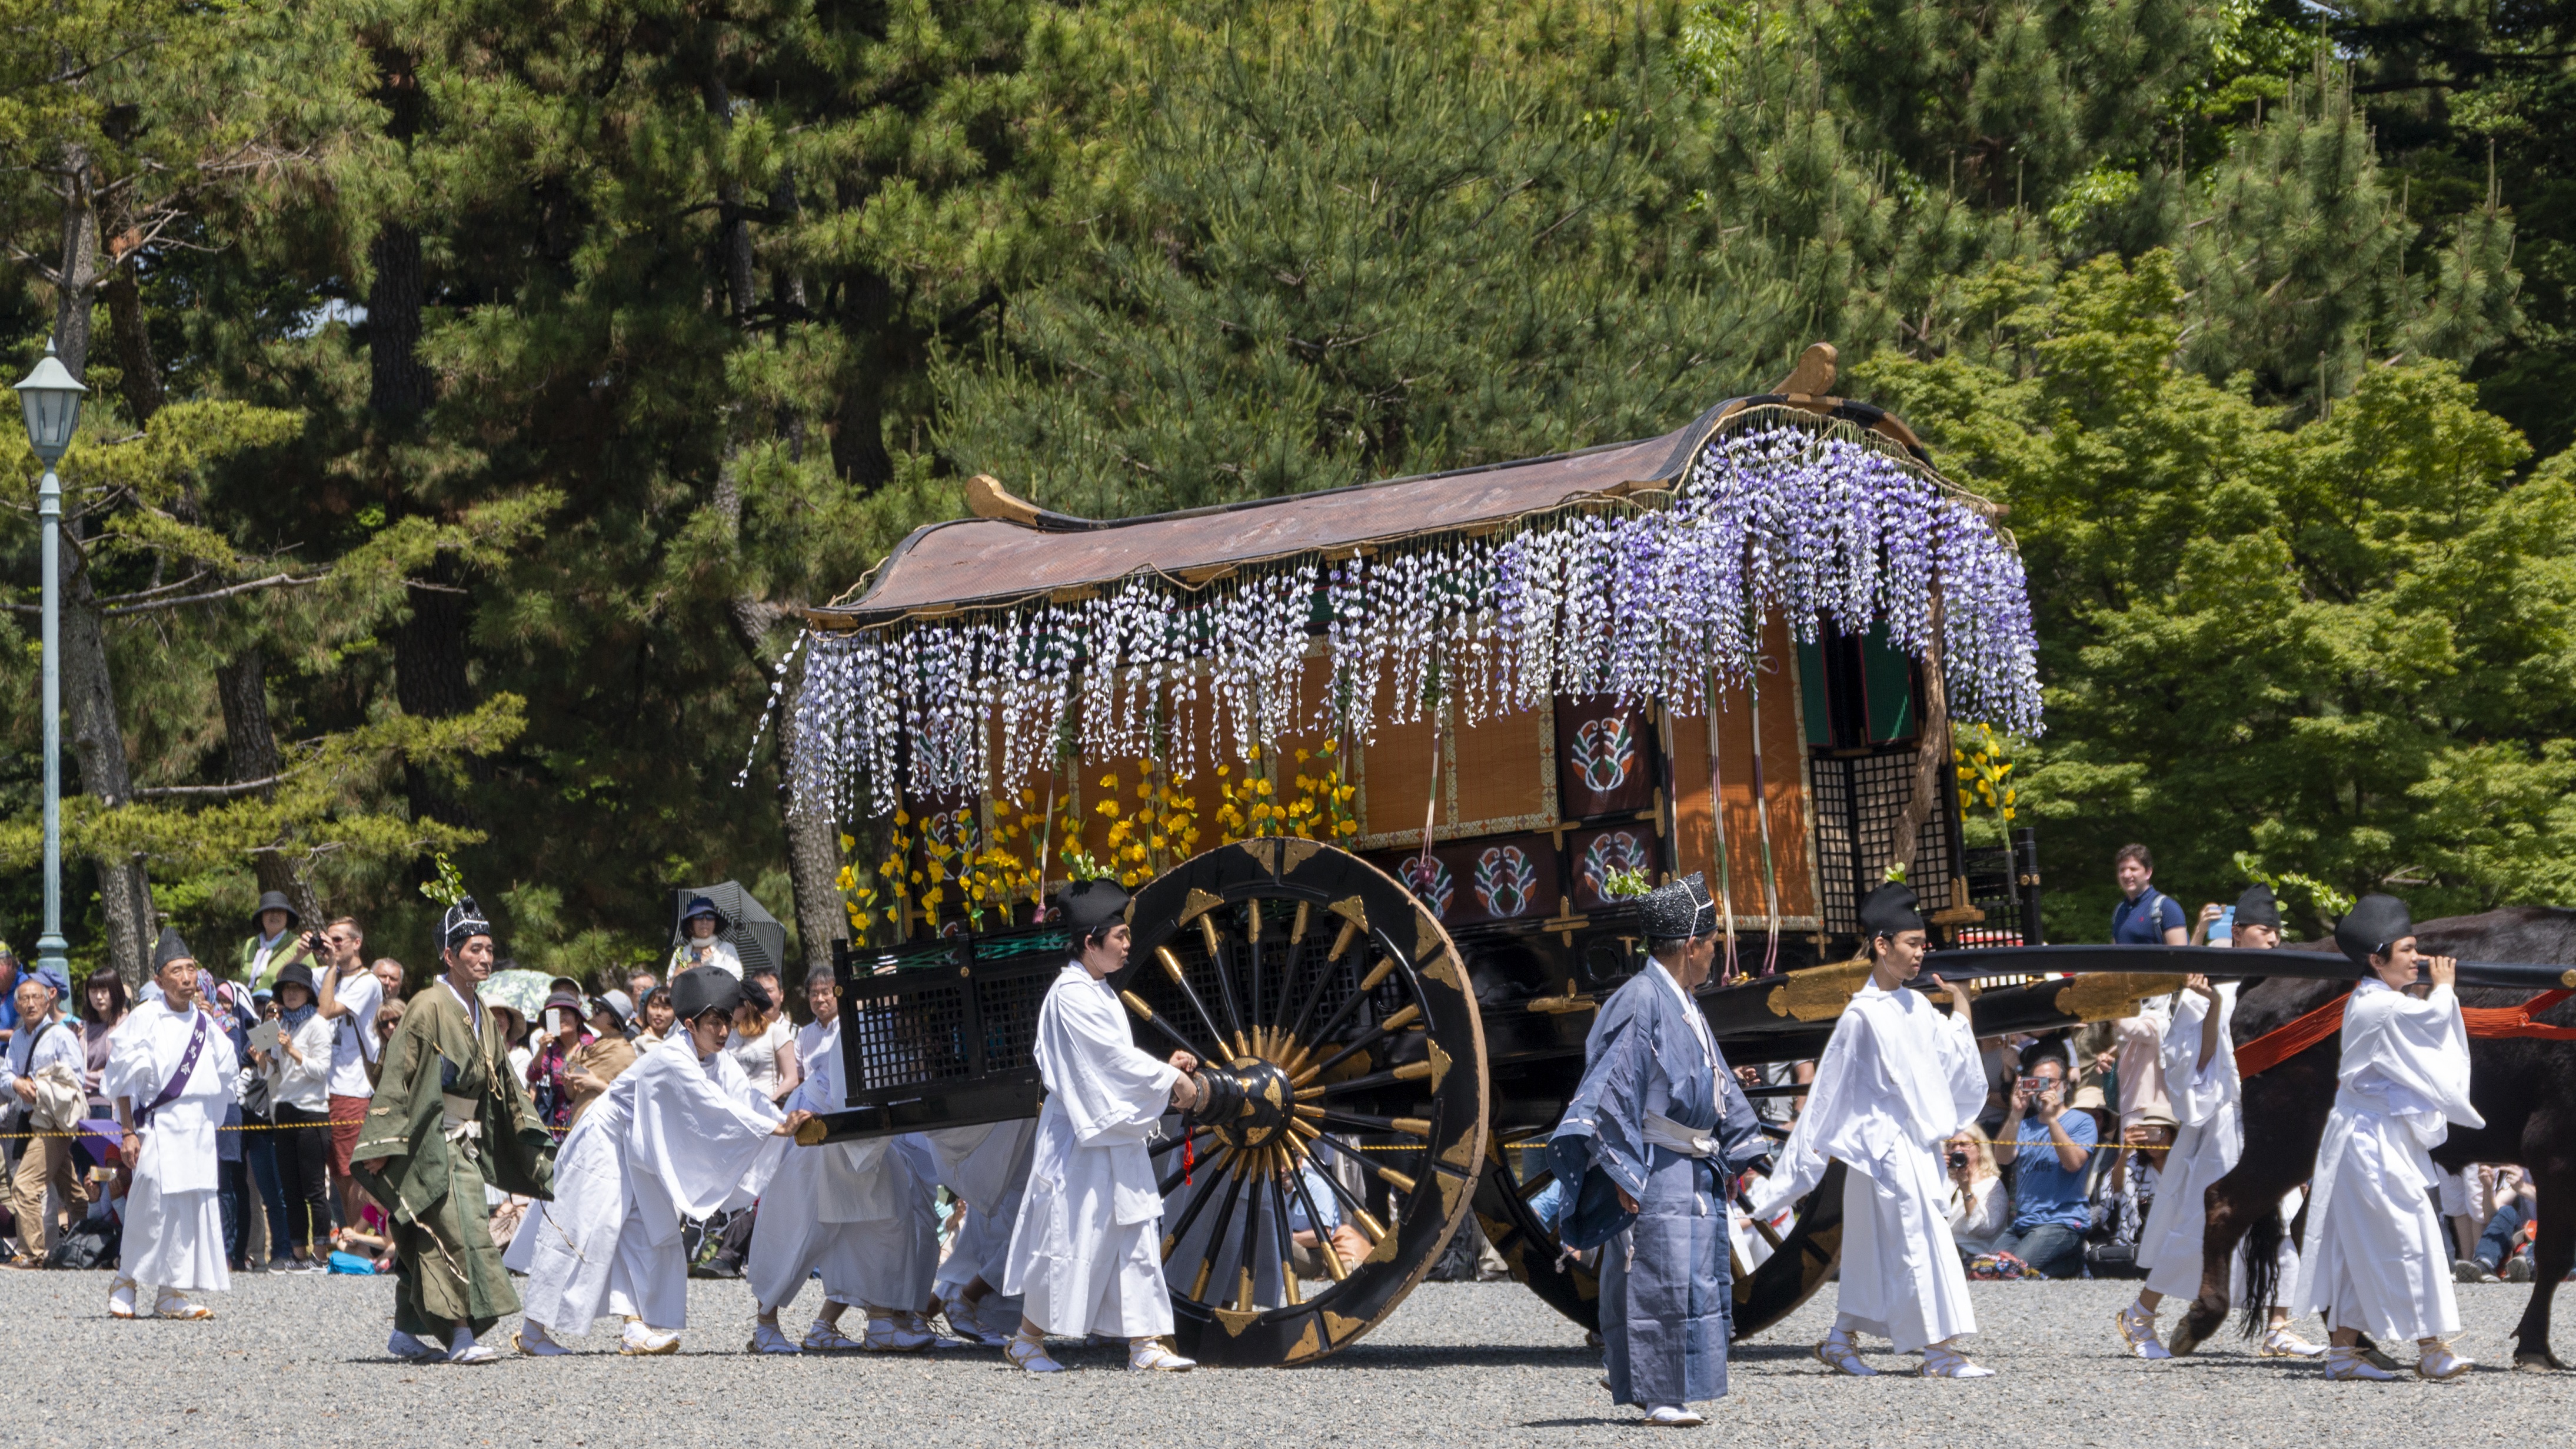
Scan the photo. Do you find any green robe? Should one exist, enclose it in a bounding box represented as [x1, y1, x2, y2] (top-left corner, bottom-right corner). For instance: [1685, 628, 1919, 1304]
[352, 978, 555, 1337]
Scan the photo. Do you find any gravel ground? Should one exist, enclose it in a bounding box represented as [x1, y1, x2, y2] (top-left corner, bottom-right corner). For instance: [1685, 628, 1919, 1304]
[6, 1269, 2570, 1447]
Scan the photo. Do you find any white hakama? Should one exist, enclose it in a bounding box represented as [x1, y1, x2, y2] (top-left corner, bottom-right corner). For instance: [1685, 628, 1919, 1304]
[2137, 984, 2298, 1303]
[1002, 962, 1181, 1339]
[1750, 981, 1983, 1353]
[925, 1120, 1035, 1309]
[2291, 978, 2481, 1344]
[744, 1021, 934, 1315]
[518, 1035, 786, 1337]
[106, 1001, 239, 1297]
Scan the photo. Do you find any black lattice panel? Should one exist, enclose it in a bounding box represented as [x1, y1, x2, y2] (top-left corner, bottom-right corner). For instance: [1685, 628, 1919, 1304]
[1810, 744, 1955, 937]
[844, 980, 973, 1092]
[974, 970, 1053, 1076]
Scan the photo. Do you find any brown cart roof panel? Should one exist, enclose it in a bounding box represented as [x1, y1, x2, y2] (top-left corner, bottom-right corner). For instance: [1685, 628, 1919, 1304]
[841, 415, 1712, 621]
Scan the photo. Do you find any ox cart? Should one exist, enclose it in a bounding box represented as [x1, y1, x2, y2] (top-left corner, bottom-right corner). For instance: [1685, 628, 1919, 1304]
[782, 345, 2096, 1364]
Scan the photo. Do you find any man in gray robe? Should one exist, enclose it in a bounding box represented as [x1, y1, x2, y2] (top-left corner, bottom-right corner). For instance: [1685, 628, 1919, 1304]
[1549, 874, 1766, 1427]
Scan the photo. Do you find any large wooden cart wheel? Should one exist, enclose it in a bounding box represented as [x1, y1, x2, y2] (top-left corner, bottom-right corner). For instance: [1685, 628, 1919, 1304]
[1119, 839, 1490, 1366]
[1475, 1127, 1849, 1343]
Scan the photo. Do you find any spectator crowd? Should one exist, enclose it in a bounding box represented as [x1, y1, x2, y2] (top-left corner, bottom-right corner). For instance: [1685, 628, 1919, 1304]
[1, 893, 805, 1282]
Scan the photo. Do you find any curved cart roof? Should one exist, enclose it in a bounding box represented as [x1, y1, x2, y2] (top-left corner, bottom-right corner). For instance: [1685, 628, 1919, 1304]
[814, 347, 1937, 627]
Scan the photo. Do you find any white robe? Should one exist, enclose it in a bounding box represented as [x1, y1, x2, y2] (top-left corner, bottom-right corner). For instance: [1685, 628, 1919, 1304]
[2137, 984, 2299, 1303]
[2291, 978, 2482, 1343]
[1749, 981, 1982, 1352]
[924, 1117, 1037, 1302]
[105, 1000, 239, 1295]
[1001, 962, 1180, 1338]
[517, 1034, 787, 1335]
[744, 1019, 935, 1315]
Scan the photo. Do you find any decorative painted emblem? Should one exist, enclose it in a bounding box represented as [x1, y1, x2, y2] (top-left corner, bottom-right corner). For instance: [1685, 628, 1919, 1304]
[1579, 830, 1650, 899]
[1569, 715, 1638, 794]
[1473, 846, 1539, 918]
[1399, 854, 1456, 918]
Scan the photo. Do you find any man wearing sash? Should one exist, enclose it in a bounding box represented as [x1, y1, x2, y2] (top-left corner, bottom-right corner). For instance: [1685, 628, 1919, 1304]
[1547, 873, 1767, 1427]
[105, 928, 240, 1320]
[1749, 883, 1990, 1377]
[352, 899, 556, 1364]
[2290, 893, 2481, 1381]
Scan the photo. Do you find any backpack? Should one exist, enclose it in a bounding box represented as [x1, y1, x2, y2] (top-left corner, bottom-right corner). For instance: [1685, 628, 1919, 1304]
[47, 1214, 120, 1271]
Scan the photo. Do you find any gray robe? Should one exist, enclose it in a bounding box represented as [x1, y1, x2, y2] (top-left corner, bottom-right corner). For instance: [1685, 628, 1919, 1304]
[1551, 963, 1765, 1408]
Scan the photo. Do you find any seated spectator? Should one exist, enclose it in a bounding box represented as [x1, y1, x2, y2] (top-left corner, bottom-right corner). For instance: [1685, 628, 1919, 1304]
[626, 967, 659, 1010]
[1284, 1164, 1369, 1278]
[1989, 1054, 2096, 1279]
[1943, 1127, 2009, 1261]
[2473, 1167, 2539, 1282]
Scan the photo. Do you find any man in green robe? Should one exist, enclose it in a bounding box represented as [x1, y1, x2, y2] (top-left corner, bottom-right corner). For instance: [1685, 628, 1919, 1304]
[352, 898, 555, 1364]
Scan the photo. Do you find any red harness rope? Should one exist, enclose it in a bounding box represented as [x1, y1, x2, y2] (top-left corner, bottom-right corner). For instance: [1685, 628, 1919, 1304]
[2236, 988, 2576, 1078]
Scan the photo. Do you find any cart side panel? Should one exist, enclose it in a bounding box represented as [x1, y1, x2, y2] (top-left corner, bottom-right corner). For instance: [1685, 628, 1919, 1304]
[1665, 616, 1820, 927]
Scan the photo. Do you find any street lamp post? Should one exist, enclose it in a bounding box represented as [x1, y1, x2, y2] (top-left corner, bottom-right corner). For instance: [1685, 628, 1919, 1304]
[15, 340, 86, 978]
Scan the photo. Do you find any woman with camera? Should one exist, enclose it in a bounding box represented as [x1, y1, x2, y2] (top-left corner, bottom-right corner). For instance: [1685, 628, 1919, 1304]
[255, 963, 338, 1271]
[1943, 1128, 2008, 1261]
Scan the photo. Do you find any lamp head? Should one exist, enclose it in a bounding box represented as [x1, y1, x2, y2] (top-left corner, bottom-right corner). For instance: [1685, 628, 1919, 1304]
[14, 339, 86, 462]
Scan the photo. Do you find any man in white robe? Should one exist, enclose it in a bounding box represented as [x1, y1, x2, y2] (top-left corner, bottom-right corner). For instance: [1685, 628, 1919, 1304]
[105, 929, 240, 1320]
[2289, 894, 2481, 1381]
[1748, 882, 1991, 1377]
[1001, 879, 1205, 1374]
[2120, 884, 2325, 1361]
[925, 1120, 1036, 1344]
[743, 967, 941, 1354]
[514, 968, 809, 1355]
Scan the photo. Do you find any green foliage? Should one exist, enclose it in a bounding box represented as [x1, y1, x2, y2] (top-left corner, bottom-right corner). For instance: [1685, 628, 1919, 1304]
[939, 0, 1805, 513]
[1863, 254, 2576, 934]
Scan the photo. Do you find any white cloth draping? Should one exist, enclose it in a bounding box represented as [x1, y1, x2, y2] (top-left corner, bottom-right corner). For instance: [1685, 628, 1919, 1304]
[516, 1034, 786, 1334]
[1001, 963, 1180, 1338]
[1748, 981, 1982, 1352]
[2291, 978, 2482, 1343]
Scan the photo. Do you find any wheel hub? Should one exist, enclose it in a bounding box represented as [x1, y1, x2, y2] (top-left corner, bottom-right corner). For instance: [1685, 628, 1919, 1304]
[1197, 1056, 1296, 1150]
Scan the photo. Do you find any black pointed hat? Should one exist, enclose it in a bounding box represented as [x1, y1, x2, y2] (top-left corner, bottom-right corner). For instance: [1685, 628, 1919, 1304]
[2234, 882, 2281, 932]
[1055, 878, 1131, 940]
[1641, 872, 1719, 944]
[152, 925, 195, 972]
[2334, 893, 2414, 967]
[1858, 881, 1925, 940]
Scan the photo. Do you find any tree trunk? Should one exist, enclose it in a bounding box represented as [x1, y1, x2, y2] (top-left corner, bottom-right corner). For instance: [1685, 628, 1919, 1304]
[102, 266, 164, 424]
[50, 149, 101, 375]
[831, 264, 897, 489]
[62, 563, 154, 985]
[216, 648, 324, 924]
[50, 148, 154, 984]
[702, 50, 841, 976]
[367, 222, 434, 420]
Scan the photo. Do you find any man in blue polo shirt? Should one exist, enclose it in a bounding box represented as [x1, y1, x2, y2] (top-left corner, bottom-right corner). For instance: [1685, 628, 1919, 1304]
[1991, 1054, 2097, 1277]
[2110, 845, 2188, 945]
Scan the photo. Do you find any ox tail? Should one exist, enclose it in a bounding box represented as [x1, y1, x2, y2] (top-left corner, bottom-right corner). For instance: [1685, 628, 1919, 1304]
[2238, 1200, 2287, 1340]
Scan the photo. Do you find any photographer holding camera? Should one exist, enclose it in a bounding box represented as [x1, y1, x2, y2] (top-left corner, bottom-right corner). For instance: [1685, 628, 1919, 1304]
[1991, 1053, 2096, 1278]
[1943, 1128, 2008, 1261]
